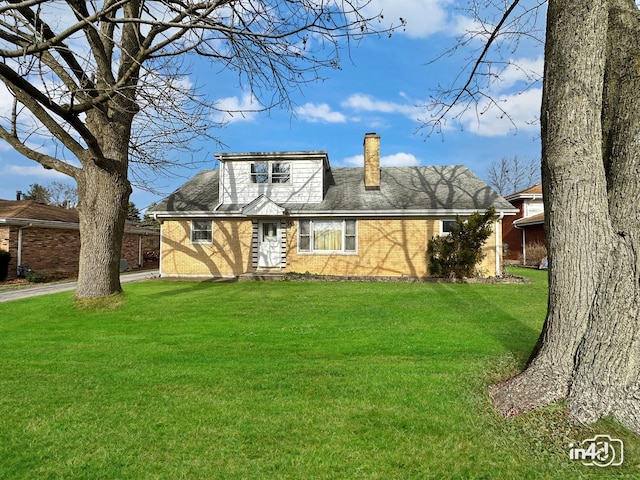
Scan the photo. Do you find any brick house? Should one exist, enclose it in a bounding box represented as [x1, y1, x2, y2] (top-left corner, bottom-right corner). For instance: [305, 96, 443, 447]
[0, 200, 159, 281]
[502, 184, 546, 264]
[150, 133, 517, 279]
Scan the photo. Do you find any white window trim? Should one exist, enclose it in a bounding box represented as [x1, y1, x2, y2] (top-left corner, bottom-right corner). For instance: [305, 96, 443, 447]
[191, 220, 213, 244]
[439, 219, 457, 236]
[298, 219, 357, 254]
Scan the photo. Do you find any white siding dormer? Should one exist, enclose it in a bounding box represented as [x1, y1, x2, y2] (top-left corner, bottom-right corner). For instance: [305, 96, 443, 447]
[217, 151, 329, 206]
[524, 198, 544, 218]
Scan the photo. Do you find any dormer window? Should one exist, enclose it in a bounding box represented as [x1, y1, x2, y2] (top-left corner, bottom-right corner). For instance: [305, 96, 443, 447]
[251, 162, 290, 184]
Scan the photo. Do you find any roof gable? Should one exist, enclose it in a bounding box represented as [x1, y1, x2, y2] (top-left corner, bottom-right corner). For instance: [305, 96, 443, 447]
[242, 195, 286, 217]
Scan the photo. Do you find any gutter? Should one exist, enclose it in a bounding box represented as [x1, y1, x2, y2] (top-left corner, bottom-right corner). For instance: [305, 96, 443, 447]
[0, 217, 78, 230]
[0, 217, 157, 235]
[152, 208, 520, 220]
[214, 158, 225, 211]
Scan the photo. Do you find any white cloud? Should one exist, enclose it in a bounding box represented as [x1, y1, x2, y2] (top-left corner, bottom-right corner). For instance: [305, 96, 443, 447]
[1, 163, 71, 180]
[293, 94, 423, 126]
[294, 103, 347, 123]
[494, 57, 544, 91]
[457, 88, 541, 137]
[212, 92, 260, 124]
[449, 14, 483, 37]
[364, 0, 453, 38]
[381, 153, 420, 167]
[341, 94, 422, 121]
[343, 152, 420, 167]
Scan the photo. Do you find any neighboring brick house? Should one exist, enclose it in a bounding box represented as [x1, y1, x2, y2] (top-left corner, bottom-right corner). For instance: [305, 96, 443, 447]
[502, 184, 546, 264]
[150, 133, 517, 279]
[0, 200, 159, 281]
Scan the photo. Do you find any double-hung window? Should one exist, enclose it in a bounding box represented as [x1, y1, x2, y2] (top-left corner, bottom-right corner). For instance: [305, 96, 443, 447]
[251, 162, 290, 184]
[191, 220, 213, 243]
[298, 219, 357, 253]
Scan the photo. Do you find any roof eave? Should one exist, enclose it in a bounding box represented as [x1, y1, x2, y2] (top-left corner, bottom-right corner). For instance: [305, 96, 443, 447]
[152, 207, 519, 219]
[0, 217, 79, 229]
[504, 193, 543, 202]
[0, 217, 158, 235]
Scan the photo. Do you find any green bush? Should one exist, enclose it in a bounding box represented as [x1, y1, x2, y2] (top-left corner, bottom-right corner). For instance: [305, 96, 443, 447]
[0, 249, 10, 282]
[26, 272, 46, 283]
[427, 207, 496, 279]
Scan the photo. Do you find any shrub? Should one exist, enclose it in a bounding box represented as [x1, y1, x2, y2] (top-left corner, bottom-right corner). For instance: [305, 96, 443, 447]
[427, 207, 496, 279]
[0, 249, 10, 282]
[26, 272, 46, 283]
[520, 241, 548, 267]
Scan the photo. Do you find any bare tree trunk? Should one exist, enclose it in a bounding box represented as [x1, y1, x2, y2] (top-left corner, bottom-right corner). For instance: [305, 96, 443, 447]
[491, 0, 640, 434]
[75, 113, 133, 298]
[490, 0, 610, 415]
[567, 0, 640, 430]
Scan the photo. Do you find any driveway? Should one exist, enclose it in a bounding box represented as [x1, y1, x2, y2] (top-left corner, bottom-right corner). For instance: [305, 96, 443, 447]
[0, 270, 159, 303]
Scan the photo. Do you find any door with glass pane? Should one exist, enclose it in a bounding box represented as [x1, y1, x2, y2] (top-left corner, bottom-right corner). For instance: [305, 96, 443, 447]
[258, 221, 281, 267]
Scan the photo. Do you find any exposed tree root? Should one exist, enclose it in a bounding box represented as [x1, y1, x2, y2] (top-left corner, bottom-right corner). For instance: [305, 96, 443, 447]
[489, 364, 570, 418]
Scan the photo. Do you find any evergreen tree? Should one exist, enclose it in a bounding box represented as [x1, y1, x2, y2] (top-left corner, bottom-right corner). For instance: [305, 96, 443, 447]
[427, 207, 496, 279]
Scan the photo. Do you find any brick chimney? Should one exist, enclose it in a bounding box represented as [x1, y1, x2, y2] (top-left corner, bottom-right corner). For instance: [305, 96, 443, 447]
[363, 132, 380, 190]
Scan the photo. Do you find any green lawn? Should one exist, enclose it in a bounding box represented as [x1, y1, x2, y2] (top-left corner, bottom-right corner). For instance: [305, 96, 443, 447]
[0, 268, 637, 479]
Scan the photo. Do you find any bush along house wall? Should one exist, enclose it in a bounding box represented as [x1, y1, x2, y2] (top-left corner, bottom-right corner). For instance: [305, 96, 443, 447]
[0, 248, 10, 281]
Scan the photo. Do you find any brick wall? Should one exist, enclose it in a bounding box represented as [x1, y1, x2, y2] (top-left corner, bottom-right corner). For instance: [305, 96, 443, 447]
[287, 218, 433, 277]
[159, 217, 500, 278]
[1, 225, 159, 281]
[503, 199, 524, 260]
[121, 234, 160, 269]
[21, 227, 81, 278]
[160, 219, 253, 277]
[0, 226, 9, 252]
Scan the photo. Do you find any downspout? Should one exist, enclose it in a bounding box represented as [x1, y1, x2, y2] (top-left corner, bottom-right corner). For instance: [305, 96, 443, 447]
[495, 213, 504, 277]
[138, 235, 143, 267]
[214, 158, 225, 211]
[158, 222, 164, 277]
[522, 228, 527, 265]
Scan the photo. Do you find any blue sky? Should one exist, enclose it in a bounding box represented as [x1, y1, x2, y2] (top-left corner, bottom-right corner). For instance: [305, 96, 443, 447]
[0, 0, 544, 212]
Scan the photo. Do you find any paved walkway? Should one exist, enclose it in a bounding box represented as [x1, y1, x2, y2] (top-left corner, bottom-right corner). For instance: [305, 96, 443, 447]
[0, 270, 159, 303]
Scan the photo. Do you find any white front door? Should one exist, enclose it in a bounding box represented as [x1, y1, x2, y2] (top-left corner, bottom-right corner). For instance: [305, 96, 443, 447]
[258, 221, 281, 267]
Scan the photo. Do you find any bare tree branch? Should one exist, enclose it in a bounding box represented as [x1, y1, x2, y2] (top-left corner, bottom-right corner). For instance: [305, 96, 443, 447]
[420, 0, 545, 135]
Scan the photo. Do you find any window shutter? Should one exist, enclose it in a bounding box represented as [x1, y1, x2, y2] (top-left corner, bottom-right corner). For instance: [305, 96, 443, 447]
[280, 221, 287, 267]
[251, 221, 259, 268]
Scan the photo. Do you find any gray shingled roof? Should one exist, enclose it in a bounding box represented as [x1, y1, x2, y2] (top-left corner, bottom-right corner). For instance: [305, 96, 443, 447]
[153, 169, 220, 212]
[151, 165, 515, 215]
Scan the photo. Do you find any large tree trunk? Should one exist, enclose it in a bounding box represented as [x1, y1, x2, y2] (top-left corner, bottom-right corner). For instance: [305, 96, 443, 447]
[76, 112, 133, 299]
[567, 0, 640, 431]
[490, 0, 640, 433]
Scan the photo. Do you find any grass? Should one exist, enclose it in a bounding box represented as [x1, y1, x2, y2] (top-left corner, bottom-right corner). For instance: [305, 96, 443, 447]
[0, 267, 637, 479]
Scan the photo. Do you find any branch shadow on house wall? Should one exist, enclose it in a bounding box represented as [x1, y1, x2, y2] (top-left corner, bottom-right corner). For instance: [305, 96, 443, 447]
[160, 219, 251, 280]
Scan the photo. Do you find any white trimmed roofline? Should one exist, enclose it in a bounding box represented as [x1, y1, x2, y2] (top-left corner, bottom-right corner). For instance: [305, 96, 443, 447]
[504, 192, 543, 201]
[216, 150, 329, 162]
[153, 208, 519, 219]
[0, 217, 158, 235]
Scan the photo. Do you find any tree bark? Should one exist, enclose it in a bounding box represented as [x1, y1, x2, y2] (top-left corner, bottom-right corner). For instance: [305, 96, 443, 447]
[567, 0, 640, 430]
[75, 110, 133, 298]
[491, 0, 640, 434]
